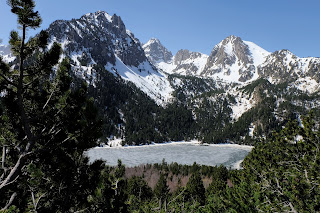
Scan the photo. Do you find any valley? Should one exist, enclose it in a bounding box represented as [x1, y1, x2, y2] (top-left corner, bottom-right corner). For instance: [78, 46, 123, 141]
[1, 4, 320, 211]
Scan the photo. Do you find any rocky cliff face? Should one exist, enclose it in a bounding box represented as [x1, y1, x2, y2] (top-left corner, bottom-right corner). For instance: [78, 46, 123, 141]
[201, 35, 269, 82]
[2, 11, 320, 105]
[47, 11, 147, 68]
[203, 36, 253, 72]
[143, 35, 320, 89]
[143, 36, 271, 82]
[172, 49, 208, 75]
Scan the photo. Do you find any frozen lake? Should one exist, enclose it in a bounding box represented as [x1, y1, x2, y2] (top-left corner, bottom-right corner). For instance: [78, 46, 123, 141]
[86, 142, 253, 169]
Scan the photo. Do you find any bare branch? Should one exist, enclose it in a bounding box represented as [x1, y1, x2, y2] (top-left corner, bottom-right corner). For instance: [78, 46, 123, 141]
[0, 152, 32, 190]
[43, 89, 55, 110]
[1, 146, 6, 170]
[74, 208, 89, 213]
[30, 188, 46, 211]
[168, 188, 187, 206]
[1, 192, 17, 211]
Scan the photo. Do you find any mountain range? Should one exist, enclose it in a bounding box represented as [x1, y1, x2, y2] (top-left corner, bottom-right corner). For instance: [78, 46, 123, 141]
[1, 11, 320, 145]
[143, 35, 320, 90]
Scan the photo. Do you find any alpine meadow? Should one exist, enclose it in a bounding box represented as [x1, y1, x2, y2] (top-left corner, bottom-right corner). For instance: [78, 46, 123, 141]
[1, 0, 320, 212]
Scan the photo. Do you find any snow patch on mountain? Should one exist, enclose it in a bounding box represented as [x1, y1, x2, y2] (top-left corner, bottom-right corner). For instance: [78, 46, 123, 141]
[0, 45, 15, 63]
[243, 41, 270, 66]
[172, 51, 208, 75]
[106, 56, 173, 105]
[230, 88, 256, 120]
[291, 77, 319, 94]
[156, 61, 176, 74]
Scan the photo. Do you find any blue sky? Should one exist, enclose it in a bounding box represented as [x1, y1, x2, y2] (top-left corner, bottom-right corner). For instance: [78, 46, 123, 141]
[0, 0, 319, 57]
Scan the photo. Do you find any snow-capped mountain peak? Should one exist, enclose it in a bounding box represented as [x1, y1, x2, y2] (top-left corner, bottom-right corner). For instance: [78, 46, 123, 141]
[83, 10, 113, 23]
[46, 11, 174, 105]
[243, 40, 271, 66]
[143, 38, 173, 64]
[201, 35, 270, 82]
[143, 35, 273, 82]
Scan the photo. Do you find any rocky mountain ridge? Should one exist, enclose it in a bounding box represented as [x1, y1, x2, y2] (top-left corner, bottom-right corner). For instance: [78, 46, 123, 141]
[143, 39, 208, 76]
[1, 10, 320, 145]
[143, 35, 320, 88]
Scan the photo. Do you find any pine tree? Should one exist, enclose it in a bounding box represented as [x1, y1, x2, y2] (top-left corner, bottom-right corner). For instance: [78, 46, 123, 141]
[0, 0, 103, 211]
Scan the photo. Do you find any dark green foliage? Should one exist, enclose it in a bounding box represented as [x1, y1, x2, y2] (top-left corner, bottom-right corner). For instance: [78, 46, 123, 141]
[152, 160, 229, 178]
[8, 0, 42, 29]
[154, 173, 170, 202]
[157, 102, 195, 141]
[241, 78, 271, 95]
[127, 176, 153, 202]
[89, 160, 128, 212]
[0, 1, 105, 211]
[126, 176, 153, 211]
[213, 113, 320, 212]
[206, 165, 228, 197]
[185, 172, 205, 205]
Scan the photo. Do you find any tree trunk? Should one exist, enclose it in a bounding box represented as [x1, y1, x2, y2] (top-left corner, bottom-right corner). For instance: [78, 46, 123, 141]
[0, 23, 36, 191]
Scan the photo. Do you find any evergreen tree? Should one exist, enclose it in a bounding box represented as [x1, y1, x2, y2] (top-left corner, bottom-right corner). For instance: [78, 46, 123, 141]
[185, 172, 205, 206]
[154, 173, 169, 208]
[0, 0, 103, 211]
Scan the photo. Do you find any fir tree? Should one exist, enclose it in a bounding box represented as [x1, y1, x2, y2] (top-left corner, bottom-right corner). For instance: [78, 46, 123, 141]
[154, 173, 169, 209]
[185, 171, 205, 206]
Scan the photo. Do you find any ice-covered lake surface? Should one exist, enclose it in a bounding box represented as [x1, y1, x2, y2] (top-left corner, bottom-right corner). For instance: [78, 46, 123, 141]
[86, 141, 253, 169]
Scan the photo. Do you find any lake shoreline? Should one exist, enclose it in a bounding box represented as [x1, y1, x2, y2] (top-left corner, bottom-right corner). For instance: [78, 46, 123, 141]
[94, 139, 254, 151]
[88, 140, 253, 169]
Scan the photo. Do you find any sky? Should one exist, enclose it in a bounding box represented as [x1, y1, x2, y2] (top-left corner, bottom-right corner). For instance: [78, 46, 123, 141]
[0, 0, 319, 57]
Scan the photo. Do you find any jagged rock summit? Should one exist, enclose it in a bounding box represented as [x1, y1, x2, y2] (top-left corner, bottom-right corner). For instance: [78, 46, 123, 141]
[48, 10, 147, 67]
[201, 35, 270, 82]
[142, 38, 173, 64]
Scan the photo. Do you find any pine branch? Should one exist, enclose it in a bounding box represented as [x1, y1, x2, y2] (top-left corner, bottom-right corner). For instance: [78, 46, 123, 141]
[0, 73, 17, 87]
